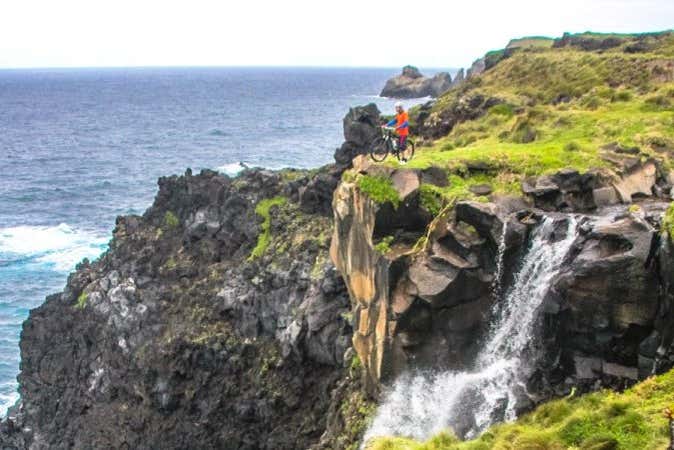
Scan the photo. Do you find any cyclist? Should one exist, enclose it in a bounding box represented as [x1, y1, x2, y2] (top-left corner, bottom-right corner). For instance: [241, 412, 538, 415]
[383, 101, 409, 152]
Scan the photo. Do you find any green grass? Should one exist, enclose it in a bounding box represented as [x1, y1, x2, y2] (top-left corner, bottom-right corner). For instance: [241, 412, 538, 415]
[366, 369, 674, 450]
[662, 202, 674, 237]
[374, 236, 395, 254]
[357, 175, 401, 208]
[399, 89, 674, 201]
[74, 292, 88, 310]
[506, 37, 555, 49]
[248, 196, 287, 261]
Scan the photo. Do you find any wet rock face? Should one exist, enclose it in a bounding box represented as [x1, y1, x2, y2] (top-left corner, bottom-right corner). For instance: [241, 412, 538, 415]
[380, 66, 453, 99]
[332, 160, 674, 408]
[522, 169, 600, 212]
[330, 173, 527, 389]
[539, 204, 674, 394]
[2, 169, 359, 450]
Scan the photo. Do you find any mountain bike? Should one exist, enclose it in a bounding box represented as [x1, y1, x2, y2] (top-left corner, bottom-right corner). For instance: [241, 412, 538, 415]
[370, 127, 415, 163]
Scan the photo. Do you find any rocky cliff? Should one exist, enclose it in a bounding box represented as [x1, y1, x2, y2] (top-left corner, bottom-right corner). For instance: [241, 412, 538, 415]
[332, 156, 674, 402]
[0, 162, 377, 449]
[2, 30, 674, 450]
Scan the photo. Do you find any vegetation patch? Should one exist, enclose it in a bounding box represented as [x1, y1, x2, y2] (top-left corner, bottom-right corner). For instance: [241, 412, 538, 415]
[374, 236, 395, 255]
[662, 202, 674, 237]
[248, 196, 288, 261]
[398, 92, 674, 197]
[164, 211, 180, 230]
[419, 184, 446, 216]
[340, 390, 377, 450]
[74, 292, 88, 310]
[357, 175, 401, 208]
[366, 368, 674, 450]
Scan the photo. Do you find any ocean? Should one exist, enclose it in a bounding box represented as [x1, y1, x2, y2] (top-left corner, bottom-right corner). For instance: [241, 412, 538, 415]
[0, 66, 435, 416]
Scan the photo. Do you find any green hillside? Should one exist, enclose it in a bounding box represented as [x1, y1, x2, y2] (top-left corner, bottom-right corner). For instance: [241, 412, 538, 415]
[398, 31, 674, 206]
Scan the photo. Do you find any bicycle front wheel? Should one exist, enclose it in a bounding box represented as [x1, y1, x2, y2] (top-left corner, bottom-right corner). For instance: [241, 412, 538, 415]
[370, 138, 391, 162]
[398, 139, 415, 162]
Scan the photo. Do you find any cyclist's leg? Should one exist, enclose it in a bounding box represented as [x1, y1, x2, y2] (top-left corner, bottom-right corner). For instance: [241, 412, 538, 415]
[399, 135, 407, 151]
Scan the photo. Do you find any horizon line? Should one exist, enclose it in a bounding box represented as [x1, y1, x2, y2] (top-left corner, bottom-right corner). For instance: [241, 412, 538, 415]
[0, 64, 462, 72]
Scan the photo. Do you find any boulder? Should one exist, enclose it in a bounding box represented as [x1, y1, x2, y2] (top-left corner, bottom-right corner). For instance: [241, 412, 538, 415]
[612, 160, 657, 203]
[522, 169, 598, 211]
[455, 201, 504, 246]
[391, 170, 420, 200]
[469, 184, 493, 196]
[593, 187, 620, 207]
[334, 104, 381, 168]
[299, 169, 340, 215]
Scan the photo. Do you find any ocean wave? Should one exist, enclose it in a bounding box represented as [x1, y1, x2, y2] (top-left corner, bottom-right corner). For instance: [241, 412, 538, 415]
[216, 161, 251, 177]
[0, 389, 19, 418]
[0, 224, 108, 273]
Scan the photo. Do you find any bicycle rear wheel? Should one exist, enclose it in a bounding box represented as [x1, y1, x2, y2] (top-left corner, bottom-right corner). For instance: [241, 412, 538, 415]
[398, 139, 415, 162]
[370, 138, 391, 162]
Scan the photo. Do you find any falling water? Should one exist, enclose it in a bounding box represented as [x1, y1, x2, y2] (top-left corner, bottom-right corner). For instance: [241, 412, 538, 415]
[491, 220, 508, 301]
[363, 216, 578, 444]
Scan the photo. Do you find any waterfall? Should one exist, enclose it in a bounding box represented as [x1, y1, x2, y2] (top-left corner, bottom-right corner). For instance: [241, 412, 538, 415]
[491, 220, 508, 301]
[363, 216, 578, 444]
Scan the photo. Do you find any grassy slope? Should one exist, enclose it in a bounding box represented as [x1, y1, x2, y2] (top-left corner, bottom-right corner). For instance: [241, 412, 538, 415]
[387, 32, 674, 205]
[367, 369, 674, 450]
[367, 31, 674, 450]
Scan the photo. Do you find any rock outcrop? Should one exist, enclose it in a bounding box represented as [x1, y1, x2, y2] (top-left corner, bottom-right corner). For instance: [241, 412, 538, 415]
[0, 168, 372, 450]
[331, 166, 529, 390]
[334, 104, 381, 170]
[380, 66, 453, 99]
[331, 160, 674, 413]
[412, 93, 502, 139]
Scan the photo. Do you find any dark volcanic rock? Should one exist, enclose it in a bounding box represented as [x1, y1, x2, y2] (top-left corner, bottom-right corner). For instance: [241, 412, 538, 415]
[538, 210, 674, 394]
[412, 94, 502, 139]
[0, 169, 368, 450]
[334, 103, 381, 169]
[522, 169, 599, 211]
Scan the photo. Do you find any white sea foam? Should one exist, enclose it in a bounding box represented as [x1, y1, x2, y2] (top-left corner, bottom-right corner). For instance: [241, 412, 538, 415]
[0, 389, 19, 418]
[216, 161, 250, 177]
[0, 224, 107, 272]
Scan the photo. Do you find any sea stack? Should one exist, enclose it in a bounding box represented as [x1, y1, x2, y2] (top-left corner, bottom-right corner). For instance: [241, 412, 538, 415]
[380, 65, 453, 99]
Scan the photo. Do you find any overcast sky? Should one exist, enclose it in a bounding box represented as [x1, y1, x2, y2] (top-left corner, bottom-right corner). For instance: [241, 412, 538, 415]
[1, 0, 672, 69]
